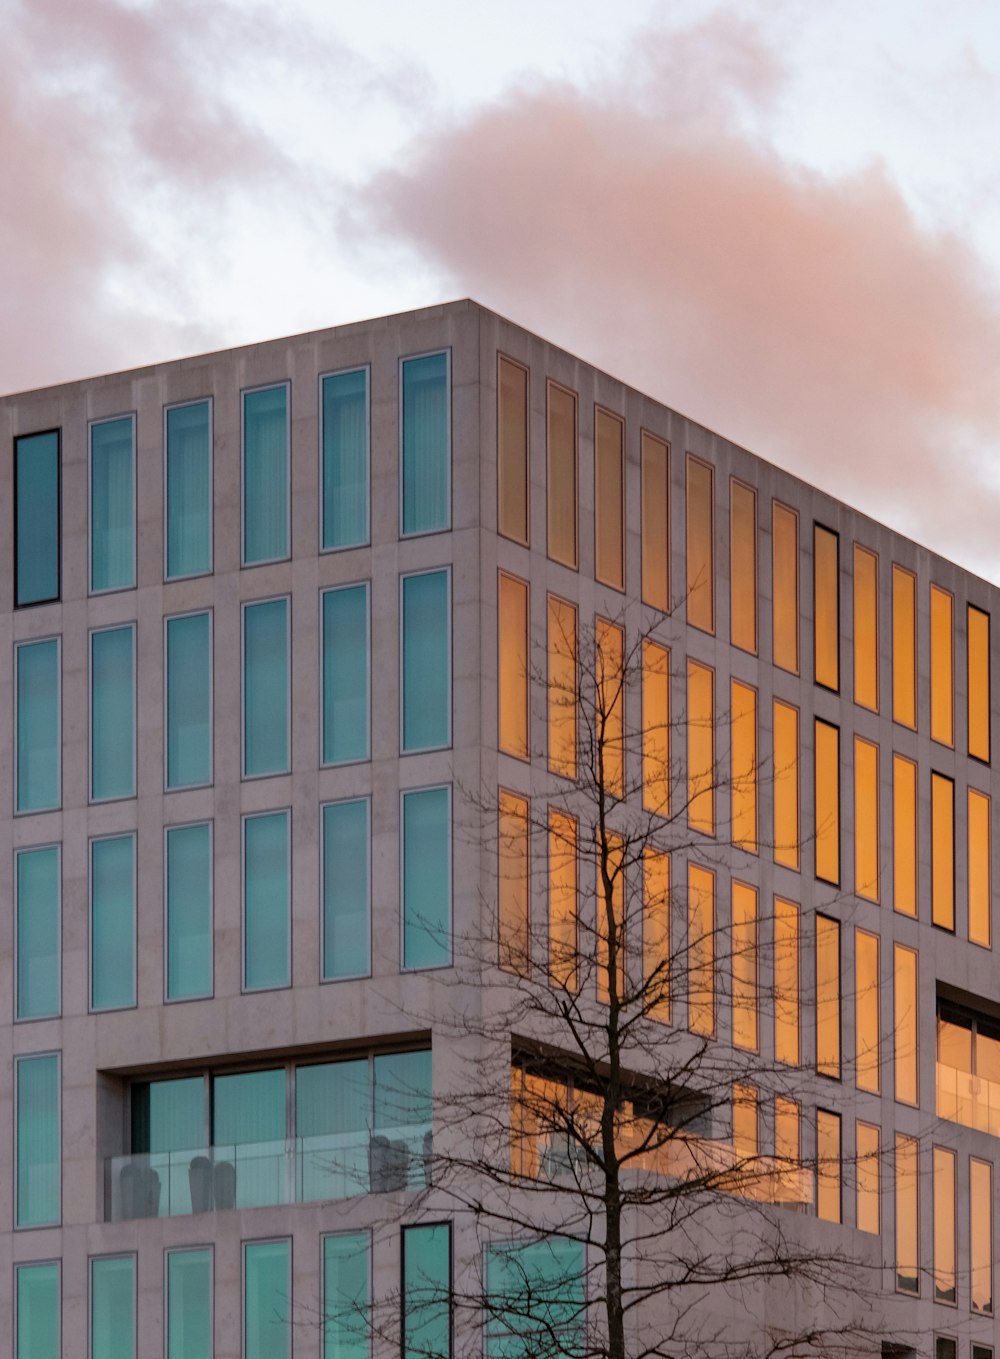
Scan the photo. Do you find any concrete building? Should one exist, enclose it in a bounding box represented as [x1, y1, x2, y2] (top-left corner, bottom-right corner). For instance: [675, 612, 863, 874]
[0, 299, 997, 1357]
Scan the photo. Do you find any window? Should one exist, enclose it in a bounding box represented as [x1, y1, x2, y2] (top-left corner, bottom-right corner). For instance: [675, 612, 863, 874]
[596, 618, 625, 798]
[90, 1256, 135, 1359]
[733, 1083, 758, 1160]
[853, 544, 878, 710]
[165, 822, 212, 1002]
[15, 1260, 59, 1359]
[166, 1248, 212, 1359]
[165, 611, 212, 790]
[498, 355, 529, 545]
[546, 381, 577, 568]
[322, 368, 369, 550]
[815, 914, 840, 1078]
[323, 799, 370, 981]
[892, 564, 917, 727]
[643, 848, 669, 1021]
[547, 596, 577, 778]
[774, 897, 799, 1066]
[402, 352, 450, 535]
[895, 1134, 919, 1293]
[16, 1053, 60, 1228]
[731, 882, 758, 1052]
[242, 383, 289, 565]
[596, 831, 625, 1005]
[731, 680, 757, 852]
[641, 431, 669, 611]
[323, 1232, 371, 1359]
[773, 700, 800, 870]
[90, 624, 135, 802]
[856, 1121, 880, 1235]
[243, 810, 290, 991]
[403, 1224, 451, 1359]
[90, 834, 136, 1012]
[14, 429, 59, 606]
[595, 407, 624, 589]
[498, 791, 530, 973]
[322, 583, 370, 765]
[894, 944, 918, 1106]
[774, 1097, 800, 1181]
[485, 1236, 584, 1359]
[548, 810, 578, 991]
[686, 455, 714, 632]
[971, 1157, 993, 1314]
[893, 754, 917, 917]
[401, 569, 451, 752]
[242, 597, 289, 778]
[772, 502, 799, 673]
[498, 573, 529, 759]
[687, 659, 714, 835]
[854, 736, 879, 901]
[814, 719, 840, 884]
[16, 845, 60, 1020]
[730, 480, 757, 653]
[244, 1240, 291, 1359]
[90, 415, 135, 593]
[969, 788, 991, 947]
[687, 864, 715, 1037]
[855, 929, 880, 1094]
[968, 604, 990, 760]
[402, 786, 452, 969]
[816, 1109, 841, 1223]
[642, 641, 670, 816]
[813, 524, 839, 690]
[165, 400, 211, 579]
[932, 772, 955, 931]
[936, 1003, 1000, 1134]
[15, 637, 59, 813]
[931, 584, 954, 746]
[933, 1146, 956, 1304]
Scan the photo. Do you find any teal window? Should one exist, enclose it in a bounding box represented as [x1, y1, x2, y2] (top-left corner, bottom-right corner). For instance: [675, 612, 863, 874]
[90, 416, 135, 592]
[323, 1233, 370, 1359]
[16, 1053, 60, 1228]
[15, 430, 60, 607]
[90, 1256, 135, 1359]
[167, 1249, 212, 1359]
[16, 846, 60, 1020]
[401, 569, 450, 752]
[402, 1223, 451, 1359]
[322, 799, 370, 979]
[165, 400, 212, 579]
[16, 1261, 59, 1359]
[322, 583, 369, 764]
[242, 597, 289, 777]
[401, 352, 449, 535]
[132, 1076, 206, 1154]
[244, 1239, 291, 1359]
[322, 368, 368, 550]
[90, 625, 135, 801]
[165, 823, 212, 1001]
[90, 834, 136, 1011]
[166, 611, 212, 789]
[15, 637, 59, 812]
[243, 384, 289, 565]
[485, 1238, 585, 1358]
[402, 787, 451, 969]
[243, 811, 290, 991]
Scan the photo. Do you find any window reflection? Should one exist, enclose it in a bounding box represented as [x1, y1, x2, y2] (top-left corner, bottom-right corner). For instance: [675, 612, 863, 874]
[855, 929, 880, 1094]
[892, 565, 916, 728]
[894, 945, 918, 1106]
[895, 1133, 919, 1293]
[813, 525, 839, 691]
[731, 681, 757, 853]
[498, 791, 530, 973]
[932, 772, 955, 931]
[687, 864, 715, 1037]
[596, 619, 625, 798]
[687, 661, 715, 836]
[968, 788, 991, 948]
[854, 737, 879, 902]
[730, 480, 757, 653]
[772, 503, 799, 673]
[931, 584, 954, 746]
[547, 597, 577, 778]
[968, 604, 991, 761]
[971, 1157, 993, 1314]
[815, 915, 840, 1079]
[642, 641, 670, 817]
[774, 898, 799, 1066]
[856, 1121, 880, 1235]
[816, 1109, 841, 1223]
[546, 382, 577, 568]
[641, 432, 669, 612]
[686, 456, 714, 633]
[642, 849, 670, 1022]
[773, 701, 799, 871]
[595, 408, 624, 590]
[732, 882, 758, 1052]
[548, 811, 578, 991]
[498, 356, 529, 545]
[814, 719, 840, 885]
[933, 1146, 956, 1304]
[498, 573, 529, 759]
[892, 755, 917, 918]
[853, 545, 878, 710]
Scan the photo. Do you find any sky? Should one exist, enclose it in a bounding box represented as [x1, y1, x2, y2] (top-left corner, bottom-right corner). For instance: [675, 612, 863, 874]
[4, 0, 1000, 576]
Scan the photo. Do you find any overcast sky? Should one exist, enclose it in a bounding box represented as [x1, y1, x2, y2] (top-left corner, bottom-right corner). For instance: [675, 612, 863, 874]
[5, 0, 1000, 576]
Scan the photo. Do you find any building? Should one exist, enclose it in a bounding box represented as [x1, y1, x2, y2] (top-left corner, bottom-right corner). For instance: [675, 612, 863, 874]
[0, 298, 997, 1357]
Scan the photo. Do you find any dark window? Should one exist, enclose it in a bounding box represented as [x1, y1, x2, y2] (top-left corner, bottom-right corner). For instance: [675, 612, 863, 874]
[14, 429, 60, 606]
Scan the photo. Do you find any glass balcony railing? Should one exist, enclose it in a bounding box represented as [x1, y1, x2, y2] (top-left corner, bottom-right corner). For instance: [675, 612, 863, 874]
[936, 1062, 1000, 1136]
[105, 1125, 431, 1222]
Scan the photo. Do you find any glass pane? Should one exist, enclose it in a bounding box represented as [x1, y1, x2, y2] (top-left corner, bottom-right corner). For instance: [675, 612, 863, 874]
[402, 1224, 451, 1359]
[686, 455, 714, 632]
[853, 545, 878, 710]
[16, 846, 60, 1020]
[969, 789, 991, 948]
[90, 416, 134, 592]
[323, 800, 370, 980]
[931, 584, 954, 746]
[642, 848, 669, 1021]
[772, 503, 798, 673]
[296, 1059, 369, 1140]
[546, 383, 577, 567]
[485, 1236, 583, 1359]
[16, 638, 59, 812]
[166, 401, 211, 579]
[971, 1157, 993, 1314]
[816, 1110, 841, 1222]
[498, 791, 529, 972]
[815, 914, 840, 1078]
[402, 787, 451, 969]
[547, 596, 577, 778]
[855, 929, 880, 1093]
[215, 1069, 285, 1145]
[731, 882, 758, 1052]
[895, 1135, 919, 1293]
[596, 619, 624, 799]
[642, 641, 670, 817]
[402, 353, 449, 535]
[402, 571, 450, 752]
[374, 1050, 432, 1134]
[854, 736, 879, 901]
[242, 598, 289, 777]
[16, 1053, 59, 1227]
[933, 1147, 956, 1303]
[595, 408, 624, 590]
[166, 612, 211, 789]
[641, 431, 668, 611]
[323, 370, 368, 550]
[90, 1257, 135, 1359]
[774, 898, 799, 1065]
[91, 626, 134, 801]
[813, 525, 839, 690]
[687, 864, 715, 1037]
[243, 385, 288, 564]
[132, 1076, 206, 1152]
[773, 701, 799, 870]
[166, 823, 212, 1001]
[932, 773, 955, 931]
[243, 812, 290, 991]
[244, 1240, 290, 1359]
[968, 604, 990, 760]
[323, 584, 370, 764]
[16, 1261, 59, 1359]
[775, 1097, 799, 1166]
[814, 719, 840, 884]
[91, 835, 135, 1011]
[856, 1121, 880, 1235]
[549, 811, 578, 991]
[892, 565, 916, 728]
[324, 1233, 370, 1359]
[894, 945, 919, 1106]
[730, 480, 756, 653]
[687, 660, 714, 835]
[596, 831, 625, 1005]
[498, 574, 529, 759]
[15, 431, 59, 606]
[731, 680, 757, 852]
[893, 755, 917, 917]
[167, 1249, 211, 1359]
[498, 356, 528, 546]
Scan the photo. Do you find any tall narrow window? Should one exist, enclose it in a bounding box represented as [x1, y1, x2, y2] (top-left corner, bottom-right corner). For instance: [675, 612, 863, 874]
[485, 1237, 583, 1359]
[546, 382, 577, 568]
[775, 1098, 799, 1172]
[933, 1146, 956, 1304]
[856, 1121, 880, 1234]
[165, 611, 211, 789]
[90, 1256, 136, 1359]
[15, 1052, 60, 1228]
[244, 1240, 291, 1359]
[732, 882, 758, 1051]
[773, 701, 800, 870]
[932, 772, 955, 931]
[165, 400, 211, 579]
[323, 799, 370, 981]
[774, 897, 799, 1065]
[242, 597, 289, 777]
[853, 544, 878, 710]
[166, 1248, 212, 1359]
[323, 1232, 371, 1359]
[16, 845, 60, 1020]
[402, 570, 451, 752]
[732, 1083, 758, 1160]
[815, 914, 841, 1078]
[595, 407, 624, 590]
[816, 1109, 841, 1223]
[731, 680, 757, 852]
[968, 604, 991, 761]
[969, 788, 991, 947]
[970, 1157, 994, 1314]
[498, 573, 529, 759]
[402, 1224, 451, 1359]
[641, 431, 669, 611]
[895, 1134, 919, 1293]
[547, 596, 577, 778]
[813, 525, 840, 690]
[854, 736, 879, 901]
[90, 415, 135, 592]
[730, 480, 757, 653]
[243, 811, 290, 992]
[16, 1261, 59, 1359]
[814, 719, 840, 884]
[402, 352, 450, 536]
[597, 832, 625, 1004]
[242, 384, 289, 565]
[498, 791, 530, 973]
[90, 834, 136, 1012]
[687, 864, 715, 1037]
[15, 430, 60, 606]
[165, 822, 212, 1002]
[892, 564, 917, 728]
[90, 624, 135, 801]
[772, 502, 799, 673]
[402, 786, 452, 970]
[855, 928, 880, 1093]
[548, 810, 578, 991]
[687, 660, 714, 835]
[597, 618, 625, 798]
[322, 368, 369, 550]
[498, 355, 529, 545]
[894, 943, 919, 1106]
[322, 583, 370, 765]
[642, 640, 670, 816]
[686, 455, 714, 633]
[893, 754, 917, 917]
[15, 637, 59, 813]
[931, 584, 954, 746]
[643, 847, 669, 1020]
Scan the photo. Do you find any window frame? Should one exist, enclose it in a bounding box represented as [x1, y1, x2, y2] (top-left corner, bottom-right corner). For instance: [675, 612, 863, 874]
[13, 426, 61, 608]
[240, 380, 291, 568]
[240, 594, 292, 780]
[88, 621, 137, 805]
[319, 364, 371, 553]
[14, 1050, 61, 1230]
[14, 841, 62, 1023]
[88, 831, 138, 1014]
[163, 819, 215, 1005]
[400, 783, 454, 973]
[163, 396, 214, 582]
[320, 580, 371, 768]
[399, 348, 452, 539]
[399, 566, 453, 755]
[13, 634, 62, 816]
[88, 412, 137, 596]
[163, 607, 214, 793]
[241, 808, 292, 994]
[320, 795, 372, 984]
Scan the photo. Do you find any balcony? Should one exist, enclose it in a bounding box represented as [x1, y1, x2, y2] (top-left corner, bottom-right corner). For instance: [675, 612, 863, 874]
[936, 1062, 1000, 1136]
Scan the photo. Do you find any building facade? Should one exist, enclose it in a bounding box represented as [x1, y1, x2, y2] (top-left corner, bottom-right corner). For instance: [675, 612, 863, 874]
[0, 299, 997, 1356]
